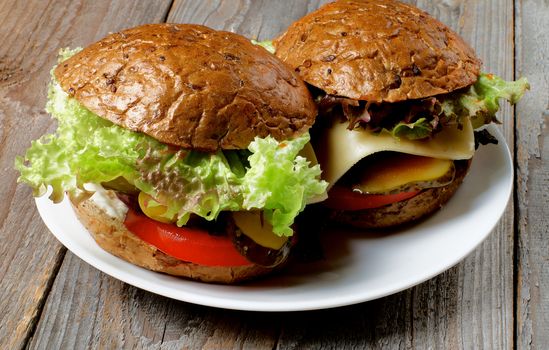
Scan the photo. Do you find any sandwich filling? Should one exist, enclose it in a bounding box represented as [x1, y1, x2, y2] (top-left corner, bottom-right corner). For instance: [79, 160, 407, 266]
[315, 73, 529, 140]
[313, 74, 528, 210]
[259, 39, 529, 210]
[15, 49, 328, 267]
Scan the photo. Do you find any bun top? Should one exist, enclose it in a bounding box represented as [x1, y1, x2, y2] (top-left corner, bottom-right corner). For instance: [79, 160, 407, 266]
[55, 24, 316, 152]
[273, 0, 481, 103]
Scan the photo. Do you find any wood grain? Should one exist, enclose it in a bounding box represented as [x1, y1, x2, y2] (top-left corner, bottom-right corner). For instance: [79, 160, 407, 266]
[2, 0, 532, 348]
[167, 0, 332, 39]
[29, 254, 280, 349]
[21, 1, 517, 349]
[515, 0, 549, 348]
[278, 0, 515, 348]
[404, 1, 516, 348]
[0, 1, 173, 349]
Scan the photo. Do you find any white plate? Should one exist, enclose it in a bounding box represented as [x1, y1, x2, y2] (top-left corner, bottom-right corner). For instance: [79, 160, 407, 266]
[35, 126, 512, 312]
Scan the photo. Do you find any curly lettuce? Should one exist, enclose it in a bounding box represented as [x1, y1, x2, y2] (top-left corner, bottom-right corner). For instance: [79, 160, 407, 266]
[15, 55, 326, 236]
[251, 40, 275, 54]
[387, 118, 433, 140]
[440, 73, 530, 129]
[243, 135, 326, 236]
[317, 72, 528, 141]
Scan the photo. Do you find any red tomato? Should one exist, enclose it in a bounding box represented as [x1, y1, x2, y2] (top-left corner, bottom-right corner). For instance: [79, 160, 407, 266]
[324, 185, 421, 211]
[124, 209, 252, 267]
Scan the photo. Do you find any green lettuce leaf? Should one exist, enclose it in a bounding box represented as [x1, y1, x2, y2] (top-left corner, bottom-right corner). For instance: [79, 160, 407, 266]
[242, 135, 326, 236]
[387, 118, 433, 140]
[58, 47, 82, 61]
[251, 40, 275, 54]
[441, 73, 530, 129]
[15, 55, 326, 236]
[15, 78, 135, 203]
[367, 73, 529, 141]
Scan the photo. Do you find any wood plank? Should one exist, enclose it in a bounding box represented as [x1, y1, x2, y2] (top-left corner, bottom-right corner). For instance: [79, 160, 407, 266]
[167, 0, 332, 38]
[278, 1, 516, 348]
[30, 253, 280, 349]
[26, 0, 516, 348]
[515, 0, 549, 348]
[26, 2, 334, 348]
[407, 1, 517, 346]
[0, 1, 173, 349]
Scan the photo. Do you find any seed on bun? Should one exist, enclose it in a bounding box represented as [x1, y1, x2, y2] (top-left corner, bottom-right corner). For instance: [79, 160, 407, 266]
[274, 0, 481, 103]
[56, 24, 316, 152]
[273, 0, 528, 228]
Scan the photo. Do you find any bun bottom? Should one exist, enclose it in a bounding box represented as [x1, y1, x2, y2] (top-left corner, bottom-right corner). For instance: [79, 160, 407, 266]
[70, 193, 273, 284]
[329, 160, 471, 229]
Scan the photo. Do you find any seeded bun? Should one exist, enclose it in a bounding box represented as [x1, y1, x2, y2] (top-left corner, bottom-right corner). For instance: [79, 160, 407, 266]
[70, 192, 273, 283]
[273, 0, 481, 103]
[329, 160, 470, 228]
[55, 23, 316, 152]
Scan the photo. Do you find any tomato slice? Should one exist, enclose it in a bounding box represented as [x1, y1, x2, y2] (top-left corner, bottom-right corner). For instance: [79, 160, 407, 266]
[124, 208, 252, 267]
[324, 185, 421, 211]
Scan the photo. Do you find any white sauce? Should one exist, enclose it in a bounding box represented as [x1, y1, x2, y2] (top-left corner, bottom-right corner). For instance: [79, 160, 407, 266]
[84, 183, 128, 221]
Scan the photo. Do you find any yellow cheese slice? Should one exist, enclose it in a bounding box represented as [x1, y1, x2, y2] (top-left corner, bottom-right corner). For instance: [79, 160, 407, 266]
[316, 119, 475, 189]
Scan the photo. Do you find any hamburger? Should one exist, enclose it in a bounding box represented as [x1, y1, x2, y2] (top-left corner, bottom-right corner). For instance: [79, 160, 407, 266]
[15, 23, 327, 283]
[272, 0, 529, 228]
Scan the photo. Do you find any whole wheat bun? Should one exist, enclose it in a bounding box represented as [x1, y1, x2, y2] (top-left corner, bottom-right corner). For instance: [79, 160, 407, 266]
[273, 0, 481, 103]
[55, 23, 316, 152]
[69, 192, 273, 283]
[329, 160, 470, 228]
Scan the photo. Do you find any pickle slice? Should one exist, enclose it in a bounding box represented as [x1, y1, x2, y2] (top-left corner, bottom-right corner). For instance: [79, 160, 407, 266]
[348, 152, 455, 195]
[232, 211, 288, 250]
[231, 211, 291, 268]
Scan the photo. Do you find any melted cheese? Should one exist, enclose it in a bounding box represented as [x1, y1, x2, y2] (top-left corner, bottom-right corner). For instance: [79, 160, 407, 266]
[316, 119, 475, 189]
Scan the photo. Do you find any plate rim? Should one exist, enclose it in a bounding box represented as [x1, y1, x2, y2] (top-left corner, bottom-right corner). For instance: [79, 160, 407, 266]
[34, 126, 513, 312]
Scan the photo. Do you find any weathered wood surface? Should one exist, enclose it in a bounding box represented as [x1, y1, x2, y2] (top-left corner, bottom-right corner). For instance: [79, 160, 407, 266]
[515, 0, 549, 348]
[0, 0, 545, 349]
[0, 1, 173, 349]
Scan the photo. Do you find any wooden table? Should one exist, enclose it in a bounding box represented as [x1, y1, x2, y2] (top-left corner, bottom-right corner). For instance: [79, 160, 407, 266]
[1, 0, 547, 348]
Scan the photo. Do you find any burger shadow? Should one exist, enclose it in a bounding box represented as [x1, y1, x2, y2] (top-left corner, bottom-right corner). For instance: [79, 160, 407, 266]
[242, 227, 354, 288]
[138, 147, 505, 344]
[238, 221, 418, 290]
[242, 142, 507, 290]
[242, 180, 478, 289]
[138, 142, 507, 344]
